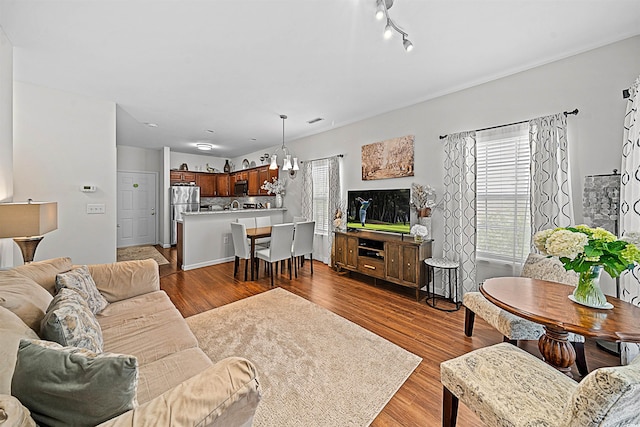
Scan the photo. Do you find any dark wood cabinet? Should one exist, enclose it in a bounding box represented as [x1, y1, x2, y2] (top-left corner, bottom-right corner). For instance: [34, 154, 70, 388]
[216, 174, 230, 196]
[170, 171, 197, 185]
[170, 165, 277, 198]
[334, 230, 431, 301]
[196, 173, 217, 197]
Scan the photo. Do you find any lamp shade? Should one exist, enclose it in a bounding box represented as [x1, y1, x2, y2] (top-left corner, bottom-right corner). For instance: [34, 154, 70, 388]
[0, 202, 58, 238]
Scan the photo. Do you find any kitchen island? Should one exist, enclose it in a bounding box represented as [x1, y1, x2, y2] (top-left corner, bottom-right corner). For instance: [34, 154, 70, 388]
[177, 208, 286, 270]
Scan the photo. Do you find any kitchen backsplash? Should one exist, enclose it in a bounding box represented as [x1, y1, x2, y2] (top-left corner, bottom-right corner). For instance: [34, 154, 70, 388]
[200, 196, 276, 210]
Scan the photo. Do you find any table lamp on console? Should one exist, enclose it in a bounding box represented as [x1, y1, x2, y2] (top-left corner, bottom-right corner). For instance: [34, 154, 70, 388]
[0, 199, 58, 264]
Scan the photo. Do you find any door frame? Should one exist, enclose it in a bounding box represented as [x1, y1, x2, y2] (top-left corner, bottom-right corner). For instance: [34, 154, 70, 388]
[116, 170, 159, 248]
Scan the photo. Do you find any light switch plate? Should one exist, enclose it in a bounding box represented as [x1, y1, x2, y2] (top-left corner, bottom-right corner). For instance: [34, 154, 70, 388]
[87, 204, 105, 214]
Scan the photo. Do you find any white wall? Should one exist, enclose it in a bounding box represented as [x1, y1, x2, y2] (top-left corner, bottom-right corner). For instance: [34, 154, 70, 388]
[170, 151, 227, 172]
[117, 145, 162, 173]
[13, 82, 117, 265]
[240, 35, 640, 294]
[0, 26, 13, 266]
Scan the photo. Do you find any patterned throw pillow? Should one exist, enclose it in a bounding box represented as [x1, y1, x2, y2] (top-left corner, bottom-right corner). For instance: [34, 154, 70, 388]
[55, 265, 108, 314]
[12, 339, 138, 427]
[40, 288, 103, 353]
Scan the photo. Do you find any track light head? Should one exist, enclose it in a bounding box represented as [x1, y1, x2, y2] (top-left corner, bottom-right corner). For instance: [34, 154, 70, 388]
[403, 36, 413, 52]
[383, 20, 393, 39]
[375, 0, 385, 20]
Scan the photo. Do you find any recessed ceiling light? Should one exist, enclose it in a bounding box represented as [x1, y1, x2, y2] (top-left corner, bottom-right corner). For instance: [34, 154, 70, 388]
[307, 117, 324, 124]
[145, 122, 158, 128]
[196, 143, 213, 151]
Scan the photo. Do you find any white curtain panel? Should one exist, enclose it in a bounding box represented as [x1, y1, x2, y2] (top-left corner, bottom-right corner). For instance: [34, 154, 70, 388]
[529, 113, 574, 235]
[443, 131, 477, 300]
[619, 76, 640, 365]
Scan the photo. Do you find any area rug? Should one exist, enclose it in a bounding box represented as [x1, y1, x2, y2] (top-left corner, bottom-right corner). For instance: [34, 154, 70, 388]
[116, 245, 169, 265]
[186, 288, 422, 426]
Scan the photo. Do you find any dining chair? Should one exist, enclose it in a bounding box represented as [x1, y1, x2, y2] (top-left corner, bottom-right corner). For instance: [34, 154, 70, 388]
[230, 222, 253, 281]
[462, 253, 588, 376]
[293, 216, 307, 224]
[236, 217, 256, 229]
[441, 342, 640, 427]
[255, 216, 272, 248]
[291, 221, 315, 278]
[256, 223, 295, 287]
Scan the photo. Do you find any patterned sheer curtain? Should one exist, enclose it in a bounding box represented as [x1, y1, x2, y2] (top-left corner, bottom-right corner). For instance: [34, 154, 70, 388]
[619, 76, 640, 365]
[301, 161, 313, 221]
[529, 113, 574, 235]
[443, 131, 477, 299]
[300, 156, 341, 264]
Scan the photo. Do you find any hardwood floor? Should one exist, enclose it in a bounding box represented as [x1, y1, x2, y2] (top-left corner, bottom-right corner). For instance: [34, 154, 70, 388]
[155, 246, 619, 426]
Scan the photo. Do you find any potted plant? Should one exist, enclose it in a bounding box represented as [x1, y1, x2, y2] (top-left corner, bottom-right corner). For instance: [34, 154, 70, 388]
[410, 183, 437, 218]
[261, 177, 285, 208]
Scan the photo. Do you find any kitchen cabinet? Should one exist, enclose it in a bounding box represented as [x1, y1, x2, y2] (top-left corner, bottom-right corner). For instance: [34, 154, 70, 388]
[196, 173, 217, 197]
[170, 170, 197, 185]
[216, 174, 230, 196]
[258, 166, 278, 195]
[248, 169, 260, 196]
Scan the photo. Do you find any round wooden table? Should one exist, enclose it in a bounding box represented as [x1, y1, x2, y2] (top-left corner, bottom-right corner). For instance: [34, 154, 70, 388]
[480, 277, 640, 377]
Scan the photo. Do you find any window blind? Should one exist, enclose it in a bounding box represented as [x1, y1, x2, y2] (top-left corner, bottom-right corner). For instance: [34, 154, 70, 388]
[311, 159, 330, 235]
[476, 122, 531, 263]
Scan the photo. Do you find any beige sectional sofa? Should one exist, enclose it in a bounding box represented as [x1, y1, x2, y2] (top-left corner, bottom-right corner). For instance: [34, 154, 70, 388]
[0, 257, 261, 426]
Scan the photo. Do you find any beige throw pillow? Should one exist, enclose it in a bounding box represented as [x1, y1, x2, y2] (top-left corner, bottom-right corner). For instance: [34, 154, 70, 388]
[55, 265, 108, 314]
[11, 339, 138, 427]
[0, 270, 52, 334]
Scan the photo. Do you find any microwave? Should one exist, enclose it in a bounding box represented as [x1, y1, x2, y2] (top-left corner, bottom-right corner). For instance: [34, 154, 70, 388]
[234, 180, 248, 196]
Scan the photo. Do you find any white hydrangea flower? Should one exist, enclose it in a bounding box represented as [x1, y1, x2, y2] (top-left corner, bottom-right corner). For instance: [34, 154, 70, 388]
[544, 229, 588, 259]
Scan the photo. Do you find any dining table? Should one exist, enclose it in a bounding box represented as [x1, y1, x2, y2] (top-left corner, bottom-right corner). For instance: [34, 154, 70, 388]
[245, 226, 272, 281]
[480, 276, 640, 377]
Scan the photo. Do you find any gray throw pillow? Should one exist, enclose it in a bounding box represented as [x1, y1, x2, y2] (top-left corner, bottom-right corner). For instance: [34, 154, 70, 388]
[12, 339, 138, 427]
[40, 288, 103, 353]
[55, 265, 108, 314]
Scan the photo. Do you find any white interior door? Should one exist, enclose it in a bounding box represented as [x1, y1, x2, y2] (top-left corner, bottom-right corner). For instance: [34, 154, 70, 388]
[117, 172, 157, 248]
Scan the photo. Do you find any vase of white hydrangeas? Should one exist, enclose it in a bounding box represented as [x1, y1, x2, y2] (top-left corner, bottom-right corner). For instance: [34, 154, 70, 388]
[534, 225, 640, 308]
[261, 177, 285, 208]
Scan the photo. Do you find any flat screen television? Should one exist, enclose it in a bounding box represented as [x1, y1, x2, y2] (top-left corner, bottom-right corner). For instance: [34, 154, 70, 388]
[347, 189, 411, 234]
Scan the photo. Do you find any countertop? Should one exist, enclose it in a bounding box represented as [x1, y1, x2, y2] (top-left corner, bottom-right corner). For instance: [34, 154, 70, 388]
[183, 208, 287, 216]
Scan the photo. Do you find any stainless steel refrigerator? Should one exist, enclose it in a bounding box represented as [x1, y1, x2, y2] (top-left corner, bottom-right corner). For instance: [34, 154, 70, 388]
[170, 186, 200, 245]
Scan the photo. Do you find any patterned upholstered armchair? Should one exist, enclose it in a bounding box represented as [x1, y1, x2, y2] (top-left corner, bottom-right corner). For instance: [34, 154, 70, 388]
[440, 343, 640, 427]
[462, 253, 588, 375]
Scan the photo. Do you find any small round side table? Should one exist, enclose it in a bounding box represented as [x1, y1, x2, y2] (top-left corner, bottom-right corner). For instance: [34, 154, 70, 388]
[424, 258, 461, 312]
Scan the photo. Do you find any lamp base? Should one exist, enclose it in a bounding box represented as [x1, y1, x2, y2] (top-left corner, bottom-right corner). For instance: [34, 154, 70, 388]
[13, 236, 44, 264]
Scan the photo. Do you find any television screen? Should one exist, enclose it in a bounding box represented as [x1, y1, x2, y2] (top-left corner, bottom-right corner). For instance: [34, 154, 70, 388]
[347, 189, 411, 234]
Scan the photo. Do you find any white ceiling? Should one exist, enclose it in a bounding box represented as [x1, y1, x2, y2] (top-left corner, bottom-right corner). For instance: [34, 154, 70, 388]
[1, 0, 639, 158]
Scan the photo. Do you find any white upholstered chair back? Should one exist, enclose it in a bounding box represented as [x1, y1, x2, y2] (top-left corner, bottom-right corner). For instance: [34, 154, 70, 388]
[292, 221, 315, 257]
[520, 253, 578, 286]
[230, 222, 251, 260]
[236, 217, 256, 229]
[267, 223, 295, 262]
[255, 216, 271, 227]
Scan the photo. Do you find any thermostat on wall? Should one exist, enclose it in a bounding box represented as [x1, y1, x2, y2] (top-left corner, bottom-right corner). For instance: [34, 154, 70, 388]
[81, 185, 97, 193]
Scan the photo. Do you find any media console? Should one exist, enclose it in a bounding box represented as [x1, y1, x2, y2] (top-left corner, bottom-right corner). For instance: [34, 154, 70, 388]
[333, 230, 432, 301]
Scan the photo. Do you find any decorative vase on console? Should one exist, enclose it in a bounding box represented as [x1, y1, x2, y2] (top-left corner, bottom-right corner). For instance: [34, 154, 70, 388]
[534, 225, 640, 308]
[275, 194, 283, 208]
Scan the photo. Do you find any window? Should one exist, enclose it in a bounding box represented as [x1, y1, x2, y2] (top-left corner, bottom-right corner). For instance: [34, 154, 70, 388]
[476, 123, 531, 263]
[311, 159, 329, 235]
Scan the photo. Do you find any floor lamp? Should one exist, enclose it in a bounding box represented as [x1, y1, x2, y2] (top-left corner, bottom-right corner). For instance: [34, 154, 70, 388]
[0, 200, 58, 264]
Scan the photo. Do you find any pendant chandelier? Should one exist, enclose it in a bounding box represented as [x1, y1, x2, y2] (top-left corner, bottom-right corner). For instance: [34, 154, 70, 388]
[269, 114, 299, 172]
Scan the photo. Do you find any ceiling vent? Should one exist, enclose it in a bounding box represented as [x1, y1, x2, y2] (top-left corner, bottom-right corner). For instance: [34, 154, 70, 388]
[307, 117, 324, 124]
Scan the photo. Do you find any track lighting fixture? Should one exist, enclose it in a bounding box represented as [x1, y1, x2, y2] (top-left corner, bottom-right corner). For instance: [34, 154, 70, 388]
[374, 0, 413, 52]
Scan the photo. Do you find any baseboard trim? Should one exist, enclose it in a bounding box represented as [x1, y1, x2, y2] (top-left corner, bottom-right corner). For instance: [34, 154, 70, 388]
[182, 256, 235, 271]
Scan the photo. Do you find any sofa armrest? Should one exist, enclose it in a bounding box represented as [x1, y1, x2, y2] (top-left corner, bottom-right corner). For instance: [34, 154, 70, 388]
[98, 357, 261, 427]
[0, 394, 37, 427]
[87, 260, 160, 303]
